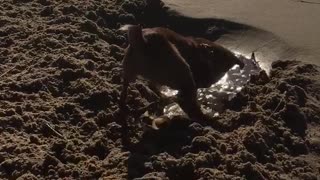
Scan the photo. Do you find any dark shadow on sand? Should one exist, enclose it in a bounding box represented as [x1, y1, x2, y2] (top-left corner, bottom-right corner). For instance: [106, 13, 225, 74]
[135, 0, 258, 41]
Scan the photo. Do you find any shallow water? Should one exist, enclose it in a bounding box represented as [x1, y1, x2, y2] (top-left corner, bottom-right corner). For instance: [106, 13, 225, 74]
[161, 52, 261, 117]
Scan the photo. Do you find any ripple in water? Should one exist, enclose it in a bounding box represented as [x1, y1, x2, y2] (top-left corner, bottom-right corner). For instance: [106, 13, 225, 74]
[161, 52, 261, 118]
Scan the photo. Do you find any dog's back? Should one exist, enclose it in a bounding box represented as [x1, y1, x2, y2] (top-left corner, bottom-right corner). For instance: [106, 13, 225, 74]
[141, 27, 244, 88]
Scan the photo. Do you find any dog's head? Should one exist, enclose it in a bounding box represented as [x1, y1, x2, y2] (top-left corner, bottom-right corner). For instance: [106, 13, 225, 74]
[207, 45, 245, 71]
[119, 24, 145, 49]
[235, 56, 245, 69]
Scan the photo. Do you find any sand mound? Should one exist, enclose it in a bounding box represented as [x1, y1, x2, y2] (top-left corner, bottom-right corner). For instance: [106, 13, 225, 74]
[0, 0, 319, 179]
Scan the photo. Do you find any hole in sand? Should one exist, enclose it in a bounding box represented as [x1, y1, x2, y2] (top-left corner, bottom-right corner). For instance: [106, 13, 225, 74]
[161, 53, 262, 118]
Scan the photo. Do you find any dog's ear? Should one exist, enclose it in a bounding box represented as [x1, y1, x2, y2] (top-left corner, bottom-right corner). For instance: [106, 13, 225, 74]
[119, 24, 131, 32]
[119, 24, 144, 32]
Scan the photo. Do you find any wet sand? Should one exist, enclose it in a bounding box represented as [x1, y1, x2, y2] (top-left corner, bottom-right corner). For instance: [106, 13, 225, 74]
[163, 0, 320, 67]
[0, 0, 320, 179]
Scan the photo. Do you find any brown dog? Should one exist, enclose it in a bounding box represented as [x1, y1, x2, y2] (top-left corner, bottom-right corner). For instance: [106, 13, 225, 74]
[119, 25, 244, 121]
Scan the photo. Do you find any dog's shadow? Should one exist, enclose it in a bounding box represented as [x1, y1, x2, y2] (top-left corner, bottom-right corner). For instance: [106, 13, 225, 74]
[122, 106, 230, 179]
[124, 115, 197, 179]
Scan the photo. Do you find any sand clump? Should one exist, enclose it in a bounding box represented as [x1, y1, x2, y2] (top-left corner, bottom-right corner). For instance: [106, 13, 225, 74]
[0, 0, 320, 179]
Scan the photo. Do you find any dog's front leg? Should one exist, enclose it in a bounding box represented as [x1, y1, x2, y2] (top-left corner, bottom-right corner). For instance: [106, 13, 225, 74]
[119, 78, 129, 111]
[119, 47, 136, 112]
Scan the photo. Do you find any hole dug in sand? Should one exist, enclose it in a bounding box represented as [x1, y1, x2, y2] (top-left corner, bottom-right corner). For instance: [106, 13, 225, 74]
[145, 53, 262, 130]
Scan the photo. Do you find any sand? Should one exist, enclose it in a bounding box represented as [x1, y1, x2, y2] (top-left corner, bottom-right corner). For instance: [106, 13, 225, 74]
[0, 0, 320, 179]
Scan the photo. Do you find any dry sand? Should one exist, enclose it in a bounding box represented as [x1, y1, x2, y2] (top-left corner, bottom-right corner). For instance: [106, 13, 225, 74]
[0, 0, 320, 179]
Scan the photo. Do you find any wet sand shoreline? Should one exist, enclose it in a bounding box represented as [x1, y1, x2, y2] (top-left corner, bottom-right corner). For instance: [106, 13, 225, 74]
[163, 0, 320, 67]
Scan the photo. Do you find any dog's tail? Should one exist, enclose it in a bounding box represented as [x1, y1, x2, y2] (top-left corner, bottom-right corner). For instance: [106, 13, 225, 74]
[120, 24, 145, 50]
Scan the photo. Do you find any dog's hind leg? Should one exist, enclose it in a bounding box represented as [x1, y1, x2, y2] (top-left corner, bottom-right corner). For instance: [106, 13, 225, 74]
[176, 72, 207, 121]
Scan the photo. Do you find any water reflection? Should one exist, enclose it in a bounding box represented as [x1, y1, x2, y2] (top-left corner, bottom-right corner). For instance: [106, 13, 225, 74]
[162, 53, 261, 118]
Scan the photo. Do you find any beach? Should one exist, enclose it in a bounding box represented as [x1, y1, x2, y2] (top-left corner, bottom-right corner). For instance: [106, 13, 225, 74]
[0, 0, 320, 179]
[162, 0, 320, 77]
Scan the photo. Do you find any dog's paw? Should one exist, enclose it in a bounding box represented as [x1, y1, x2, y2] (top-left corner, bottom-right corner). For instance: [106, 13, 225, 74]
[142, 113, 172, 130]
